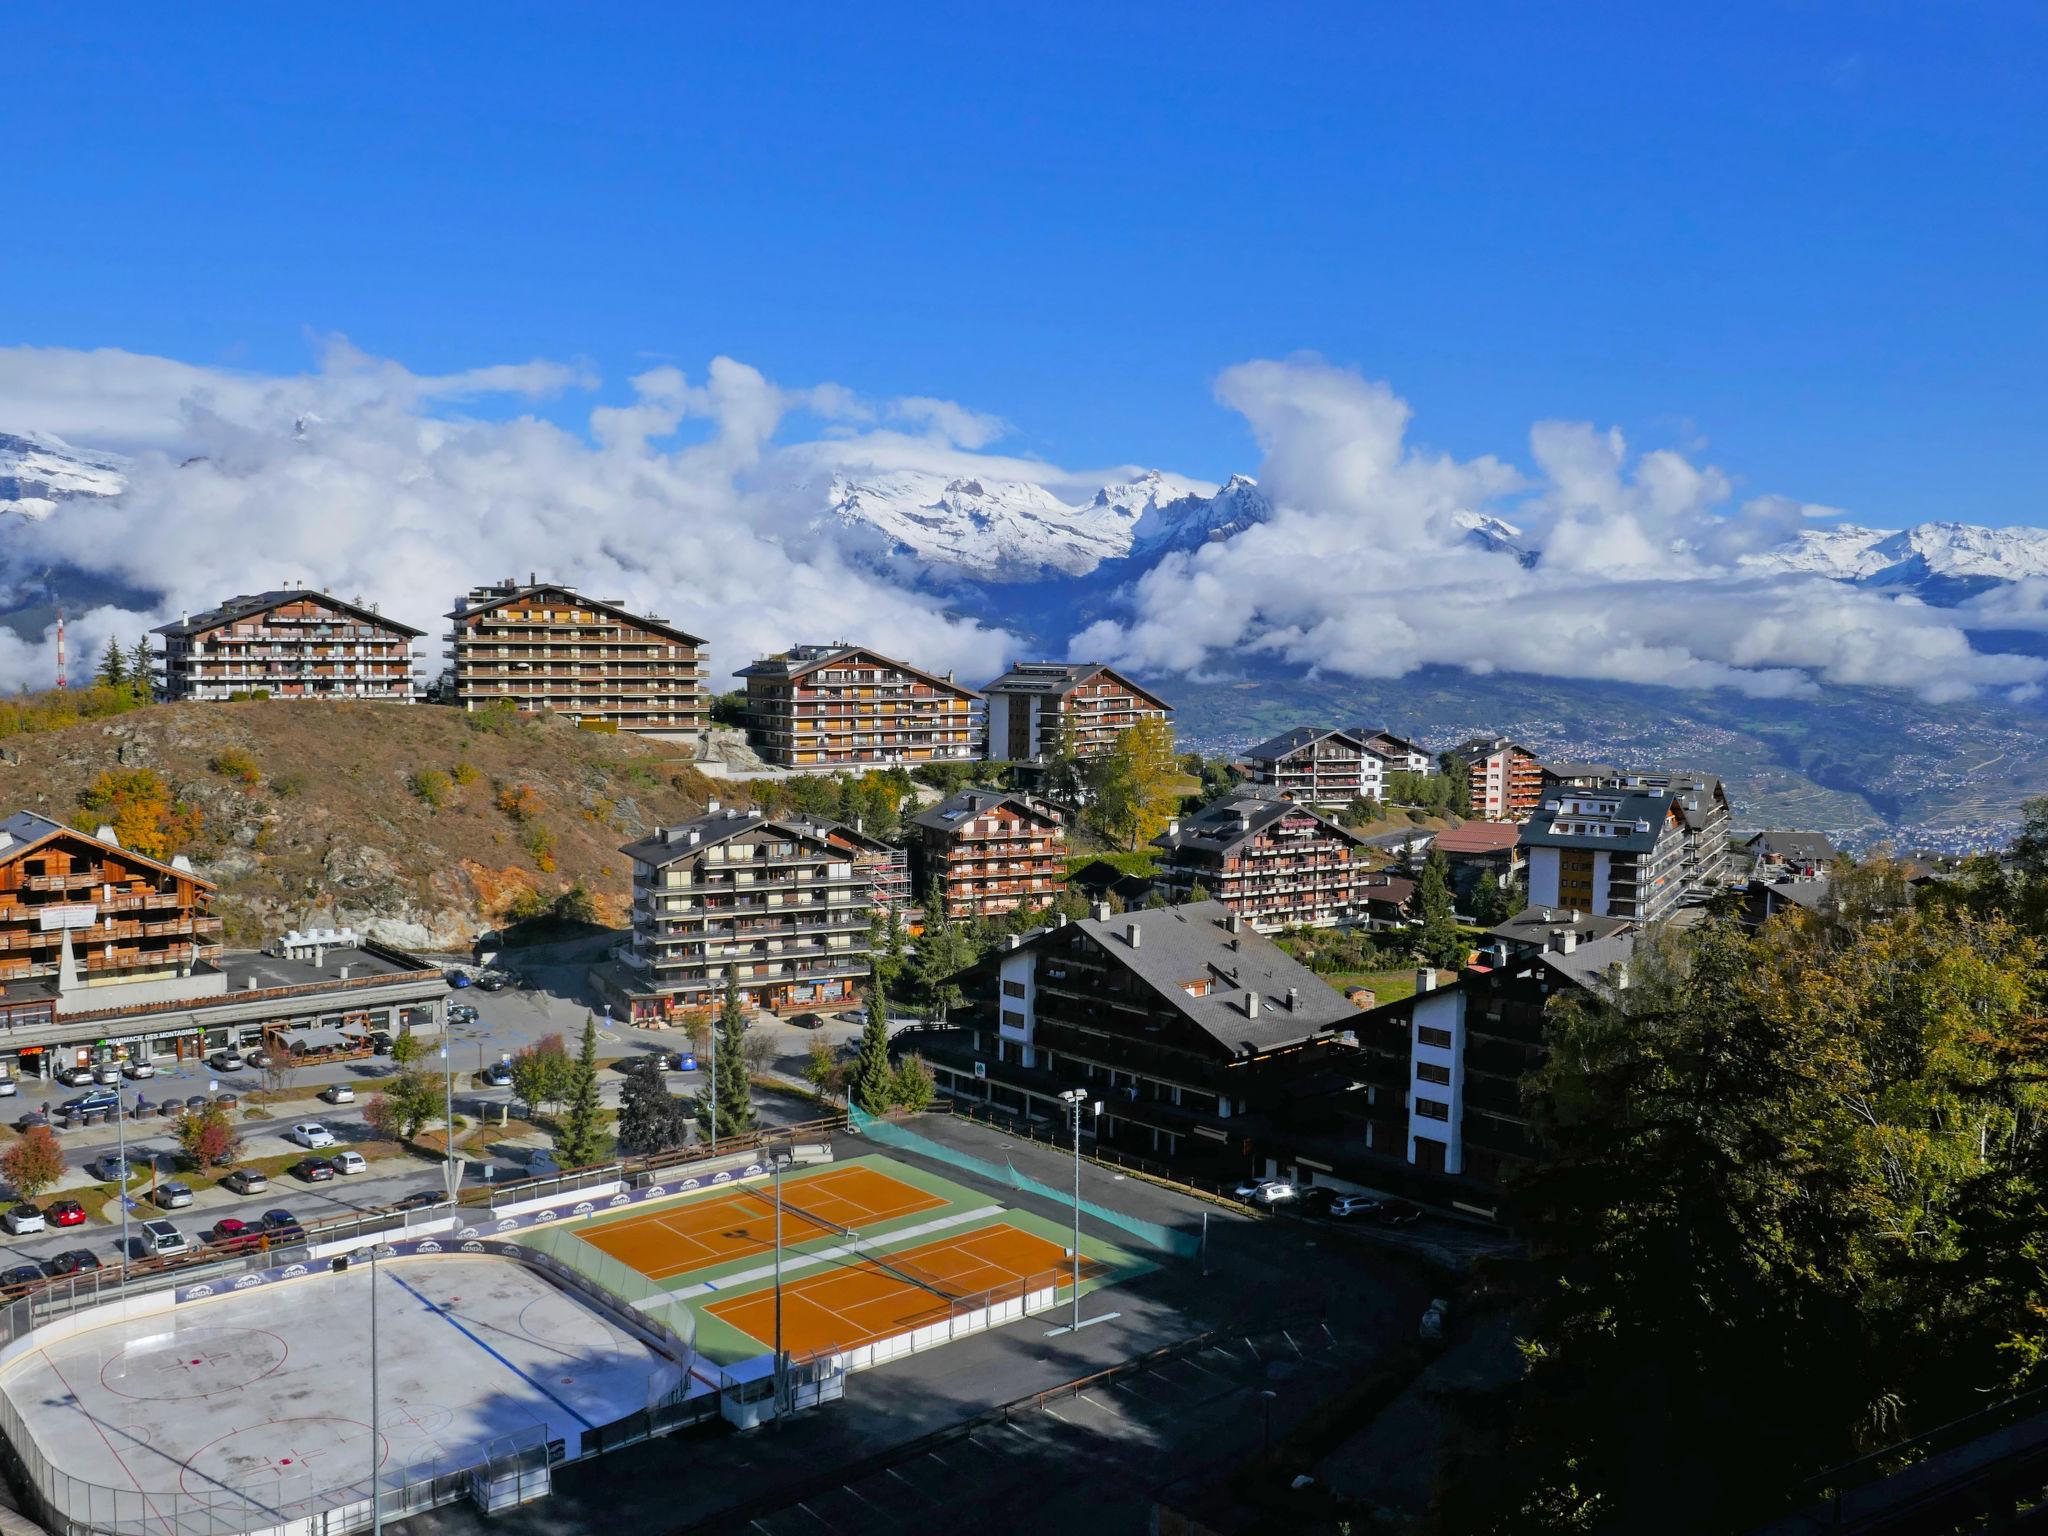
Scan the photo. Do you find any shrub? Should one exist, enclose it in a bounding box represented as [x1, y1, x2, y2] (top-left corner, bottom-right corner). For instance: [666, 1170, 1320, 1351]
[552, 882, 598, 925]
[0, 1126, 66, 1201]
[209, 748, 262, 786]
[410, 768, 453, 809]
[524, 824, 555, 872]
[495, 784, 542, 822]
[177, 1103, 243, 1168]
[451, 760, 481, 786]
[465, 698, 523, 735]
[505, 888, 548, 923]
[269, 771, 305, 798]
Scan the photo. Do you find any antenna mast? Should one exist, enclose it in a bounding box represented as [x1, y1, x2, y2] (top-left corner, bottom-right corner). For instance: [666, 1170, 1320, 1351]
[54, 606, 67, 691]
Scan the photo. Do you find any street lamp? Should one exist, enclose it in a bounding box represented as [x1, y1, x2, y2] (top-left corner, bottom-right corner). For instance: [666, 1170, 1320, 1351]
[438, 1038, 459, 1202]
[1045, 1089, 1117, 1338]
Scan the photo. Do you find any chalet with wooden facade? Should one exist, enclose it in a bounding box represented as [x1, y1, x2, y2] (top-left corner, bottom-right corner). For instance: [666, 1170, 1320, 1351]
[979, 661, 1171, 761]
[739, 645, 979, 768]
[911, 788, 1067, 919]
[153, 587, 421, 701]
[446, 578, 707, 736]
[607, 804, 872, 1019]
[920, 900, 1358, 1170]
[1152, 789, 1368, 931]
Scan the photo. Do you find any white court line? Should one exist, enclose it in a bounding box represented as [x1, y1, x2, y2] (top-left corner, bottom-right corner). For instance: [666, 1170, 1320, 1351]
[632, 1204, 1005, 1308]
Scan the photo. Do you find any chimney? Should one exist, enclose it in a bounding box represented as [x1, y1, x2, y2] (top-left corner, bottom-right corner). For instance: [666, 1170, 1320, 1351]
[1560, 929, 1578, 955]
[1225, 911, 1244, 934]
[1127, 921, 1141, 949]
[1286, 986, 1299, 1011]
[708, 798, 721, 814]
[1092, 902, 1112, 922]
[1166, 818, 1180, 837]
[1416, 968, 1437, 994]
[1245, 991, 1260, 1019]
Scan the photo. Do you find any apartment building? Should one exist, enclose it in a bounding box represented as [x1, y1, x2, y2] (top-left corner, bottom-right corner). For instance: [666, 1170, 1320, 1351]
[1521, 785, 1690, 923]
[797, 817, 911, 917]
[1453, 736, 1546, 821]
[1240, 727, 1374, 809]
[1744, 830, 1840, 880]
[0, 813, 442, 1084]
[609, 804, 871, 1019]
[1539, 761, 1618, 794]
[1152, 790, 1367, 931]
[980, 661, 1172, 761]
[1356, 730, 1433, 775]
[922, 900, 1357, 1169]
[739, 645, 979, 768]
[446, 578, 707, 737]
[1614, 769, 1733, 893]
[911, 788, 1066, 919]
[153, 587, 421, 701]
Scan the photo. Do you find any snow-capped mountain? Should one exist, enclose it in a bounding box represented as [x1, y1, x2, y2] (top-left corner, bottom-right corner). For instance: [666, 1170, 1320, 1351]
[0, 431, 127, 520]
[1740, 521, 2048, 593]
[818, 466, 1234, 581]
[1452, 510, 1537, 566]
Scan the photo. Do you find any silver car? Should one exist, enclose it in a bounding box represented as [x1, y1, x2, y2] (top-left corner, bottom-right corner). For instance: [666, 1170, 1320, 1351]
[154, 1181, 194, 1209]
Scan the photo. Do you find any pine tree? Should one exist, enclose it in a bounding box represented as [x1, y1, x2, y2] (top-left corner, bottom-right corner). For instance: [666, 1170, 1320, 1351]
[1415, 846, 1465, 970]
[552, 1015, 607, 1167]
[95, 638, 127, 689]
[617, 1055, 689, 1155]
[128, 639, 153, 702]
[910, 897, 980, 1025]
[851, 959, 894, 1115]
[695, 969, 753, 1141]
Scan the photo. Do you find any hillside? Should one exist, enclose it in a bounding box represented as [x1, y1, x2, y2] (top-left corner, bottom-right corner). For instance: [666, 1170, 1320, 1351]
[0, 700, 742, 951]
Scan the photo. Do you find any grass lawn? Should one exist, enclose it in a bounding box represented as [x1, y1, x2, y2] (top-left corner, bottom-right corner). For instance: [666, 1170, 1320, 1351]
[1322, 968, 1432, 1005]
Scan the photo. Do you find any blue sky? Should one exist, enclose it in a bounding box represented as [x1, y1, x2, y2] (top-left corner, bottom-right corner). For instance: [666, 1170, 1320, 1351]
[5, 2, 2044, 527]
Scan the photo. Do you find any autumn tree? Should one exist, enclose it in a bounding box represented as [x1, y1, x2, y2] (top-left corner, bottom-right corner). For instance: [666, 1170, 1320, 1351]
[1084, 716, 1181, 851]
[177, 1103, 243, 1169]
[77, 767, 202, 861]
[509, 1033, 572, 1116]
[1, 1125, 66, 1202]
[365, 1069, 441, 1143]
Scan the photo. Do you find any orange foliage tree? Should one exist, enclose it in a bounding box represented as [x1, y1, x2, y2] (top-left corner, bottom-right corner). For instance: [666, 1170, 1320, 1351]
[77, 768, 203, 861]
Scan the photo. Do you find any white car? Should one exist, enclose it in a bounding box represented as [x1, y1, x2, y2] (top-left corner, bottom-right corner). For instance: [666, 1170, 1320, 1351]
[2, 1205, 44, 1236]
[319, 1084, 356, 1105]
[288, 1122, 336, 1149]
[1236, 1179, 1297, 1207]
[330, 1149, 367, 1175]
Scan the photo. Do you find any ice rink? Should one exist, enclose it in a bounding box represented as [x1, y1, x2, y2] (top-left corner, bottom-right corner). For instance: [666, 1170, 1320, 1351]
[0, 1254, 686, 1532]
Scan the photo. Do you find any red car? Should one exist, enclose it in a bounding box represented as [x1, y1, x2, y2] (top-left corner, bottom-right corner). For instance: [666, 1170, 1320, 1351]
[46, 1200, 86, 1228]
[205, 1218, 265, 1252]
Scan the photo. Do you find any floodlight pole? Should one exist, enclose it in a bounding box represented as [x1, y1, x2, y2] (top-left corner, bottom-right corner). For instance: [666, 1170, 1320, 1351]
[1045, 1089, 1116, 1338]
[116, 1088, 130, 1274]
[369, 1243, 382, 1536]
[773, 1152, 784, 1420]
[707, 1005, 718, 1155]
[439, 1038, 459, 1203]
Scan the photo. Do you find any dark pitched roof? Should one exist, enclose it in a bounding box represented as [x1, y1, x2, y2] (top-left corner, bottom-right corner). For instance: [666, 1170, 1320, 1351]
[1038, 900, 1356, 1053]
[1540, 761, 1617, 781]
[1452, 735, 1533, 761]
[1153, 791, 1367, 859]
[1522, 790, 1682, 855]
[1745, 830, 1840, 864]
[1353, 730, 1427, 760]
[620, 806, 837, 867]
[1242, 726, 1366, 765]
[446, 582, 703, 646]
[1486, 905, 1635, 953]
[154, 589, 425, 640]
[978, 660, 1171, 712]
[739, 644, 977, 697]
[1354, 874, 1416, 908]
[910, 787, 1062, 835]
[1537, 932, 1638, 994]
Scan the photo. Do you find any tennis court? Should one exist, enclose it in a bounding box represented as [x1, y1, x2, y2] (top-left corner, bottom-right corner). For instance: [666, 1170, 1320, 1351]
[576, 1164, 948, 1282]
[703, 1221, 1103, 1356]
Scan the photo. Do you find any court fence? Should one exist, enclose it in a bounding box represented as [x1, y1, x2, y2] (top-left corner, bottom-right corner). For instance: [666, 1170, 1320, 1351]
[849, 1104, 1204, 1260]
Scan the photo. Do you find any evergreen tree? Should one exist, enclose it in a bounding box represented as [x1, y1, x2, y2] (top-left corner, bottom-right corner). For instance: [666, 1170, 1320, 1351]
[695, 969, 753, 1141]
[617, 1055, 690, 1155]
[94, 638, 127, 689]
[910, 898, 980, 1025]
[552, 1015, 608, 1167]
[1415, 846, 1465, 969]
[128, 639, 153, 702]
[851, 959, 895, 1114]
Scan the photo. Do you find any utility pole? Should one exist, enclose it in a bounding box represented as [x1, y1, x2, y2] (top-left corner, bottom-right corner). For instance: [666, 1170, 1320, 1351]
[369, 1243, 383, 1536]
[1046, 1089, 1117, 1337]
[116, 1083, 130, 1272]
[707, 1003, 718, 1155]
[439, 1035, 458, 1203]
[772, 1151, 784, 1419]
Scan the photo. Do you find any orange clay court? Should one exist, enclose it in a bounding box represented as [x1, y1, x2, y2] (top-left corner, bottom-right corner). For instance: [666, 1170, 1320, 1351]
[704, 1222, 1107, 1355]
[575, 1165, 949, 1282]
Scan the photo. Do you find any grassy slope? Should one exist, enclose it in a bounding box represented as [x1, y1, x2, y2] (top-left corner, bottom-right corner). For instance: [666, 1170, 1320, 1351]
[0, 700, 743, 950]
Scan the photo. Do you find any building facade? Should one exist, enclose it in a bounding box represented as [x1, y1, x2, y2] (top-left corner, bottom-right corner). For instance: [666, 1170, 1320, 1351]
[922, 901, 1358, 1169]
[0, 813, 441, 1084]
[739, 645, 979, 768]
[1240, 727, 1374, 809]
[153, 588, 421, 702]
[1152, 790, 1367, 931]
[610, 805, 872, 1018]
[911, 788, 1067, 919]
[1356, 731, 1433, 775]
[1522, 786, 1690, 922]
[979, 662, 1172, 761]
[1454, 736, 1546, 821]
[1616, 770, 1733, 893]
[446, 579, 707, 736]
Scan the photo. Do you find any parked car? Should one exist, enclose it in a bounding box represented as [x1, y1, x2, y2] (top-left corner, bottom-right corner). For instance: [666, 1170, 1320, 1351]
[477, 973, 508, 993]
[1232, 1179, 1297, 1207]
[208, 1052, 245, 1073]
[393, 1191, 439, 1212]
[1296, 1186, 1335, 1215]
[122, 1059, 156, 1080]
[220, 1168, 269, 1196]
[91, 1063, 122, 1085]
[481, 1063, 513, 1088]
[1328, 1193, 1383, 1220]
[1367, 1197, 1424, 1227]
[331, 1150, 367, 1175]
[0, 1076, 16, 1098]
[137, 1219, 190, 1257]
[370, 1030, 395, 1055]
[787, 1012, 827, 1030]
[289, 1159, 335, 1183]
[154, 1181, 194, 1209]
[446, 969, 473, 988]
[288, 1122, 336, 1149]
[0, 1263, 45, 1292]
[245, 1048, 272, 1070]
[47, 1250, 101, 1277]
[261, 1208, 304, 1242]
[47, 1200, 86, 1228]
[91, 1153, 140, 1183]
[206, 1218, 264, 1252]
[60, 1090, 121, 1118]
[3, 1204, 45, 1236]
[319, 1084, 357, 1105]
[55, 1066, 97, 1088]
[449, 1003, 479, 1024]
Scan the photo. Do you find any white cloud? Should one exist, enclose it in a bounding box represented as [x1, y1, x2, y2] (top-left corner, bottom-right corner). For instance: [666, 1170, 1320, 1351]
[1074, 355, 2048, 703]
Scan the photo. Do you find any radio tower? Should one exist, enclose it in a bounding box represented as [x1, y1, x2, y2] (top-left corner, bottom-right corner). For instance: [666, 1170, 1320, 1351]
[54, 606, 67, 691]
